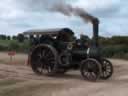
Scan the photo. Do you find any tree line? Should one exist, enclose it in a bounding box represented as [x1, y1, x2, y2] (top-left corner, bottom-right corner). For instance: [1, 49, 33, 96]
[99, 36, 128, 59]
[0, 34, 127, 59]
[1, 34, 127, 45]
[0, 34, 25, 42]
[99, 36, 128, 45]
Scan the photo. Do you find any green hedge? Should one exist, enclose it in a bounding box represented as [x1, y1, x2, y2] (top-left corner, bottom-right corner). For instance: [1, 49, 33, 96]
[0, 40, 30, 53]
[0, 39, 128, 60]
[102, 45, 128, 59]
[0, 45, 8, 51]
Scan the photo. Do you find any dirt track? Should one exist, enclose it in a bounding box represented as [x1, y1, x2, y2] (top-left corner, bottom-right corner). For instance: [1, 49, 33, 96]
[0, 58, 128, 96]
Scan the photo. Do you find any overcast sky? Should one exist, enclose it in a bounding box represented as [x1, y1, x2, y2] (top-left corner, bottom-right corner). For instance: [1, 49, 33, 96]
[0, 0, 126, 37]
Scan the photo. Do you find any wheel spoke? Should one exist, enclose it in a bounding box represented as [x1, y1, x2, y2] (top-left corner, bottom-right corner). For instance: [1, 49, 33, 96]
[81, 59, 101, 81]
[30, 45, 57, 75]
[100, 59, 113, 80]
[45, 50, 52, 57]
[90, 72, 96, 80]
[41, 50, 46, 57]
[40, 63, 44, 74]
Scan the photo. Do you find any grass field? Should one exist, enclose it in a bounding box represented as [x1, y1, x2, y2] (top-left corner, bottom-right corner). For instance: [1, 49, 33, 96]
[0, 40, 16, 46]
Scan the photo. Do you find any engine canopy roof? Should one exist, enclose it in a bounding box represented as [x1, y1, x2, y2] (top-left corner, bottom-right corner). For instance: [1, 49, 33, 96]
[23, 28, 74, 36]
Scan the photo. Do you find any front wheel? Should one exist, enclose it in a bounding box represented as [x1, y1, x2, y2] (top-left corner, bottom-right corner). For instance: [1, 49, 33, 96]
[100, 58, 113, 80]
[80, 58, 102, 81]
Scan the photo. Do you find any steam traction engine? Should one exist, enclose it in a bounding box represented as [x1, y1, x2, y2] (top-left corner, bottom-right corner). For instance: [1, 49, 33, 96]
[23, 18, 113, 81]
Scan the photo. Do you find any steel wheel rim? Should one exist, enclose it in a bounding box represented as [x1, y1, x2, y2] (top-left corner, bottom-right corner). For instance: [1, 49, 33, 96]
[31, 46, 56, 75]
[81, 59, 101, 81]
[100, 59, 113, 79]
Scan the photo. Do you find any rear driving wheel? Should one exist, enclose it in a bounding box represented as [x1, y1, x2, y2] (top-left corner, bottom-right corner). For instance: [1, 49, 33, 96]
[30, 44, 58, 75]
[100, 58, 113, 80]
[80, 58, 101, 81]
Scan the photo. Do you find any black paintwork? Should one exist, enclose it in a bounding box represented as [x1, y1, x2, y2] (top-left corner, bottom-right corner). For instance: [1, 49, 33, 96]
[23, 26, 113, 80]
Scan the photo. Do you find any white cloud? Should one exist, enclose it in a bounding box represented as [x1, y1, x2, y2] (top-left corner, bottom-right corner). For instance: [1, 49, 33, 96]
[0, 0, 127, 37]
[70, 0, 120, 11]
